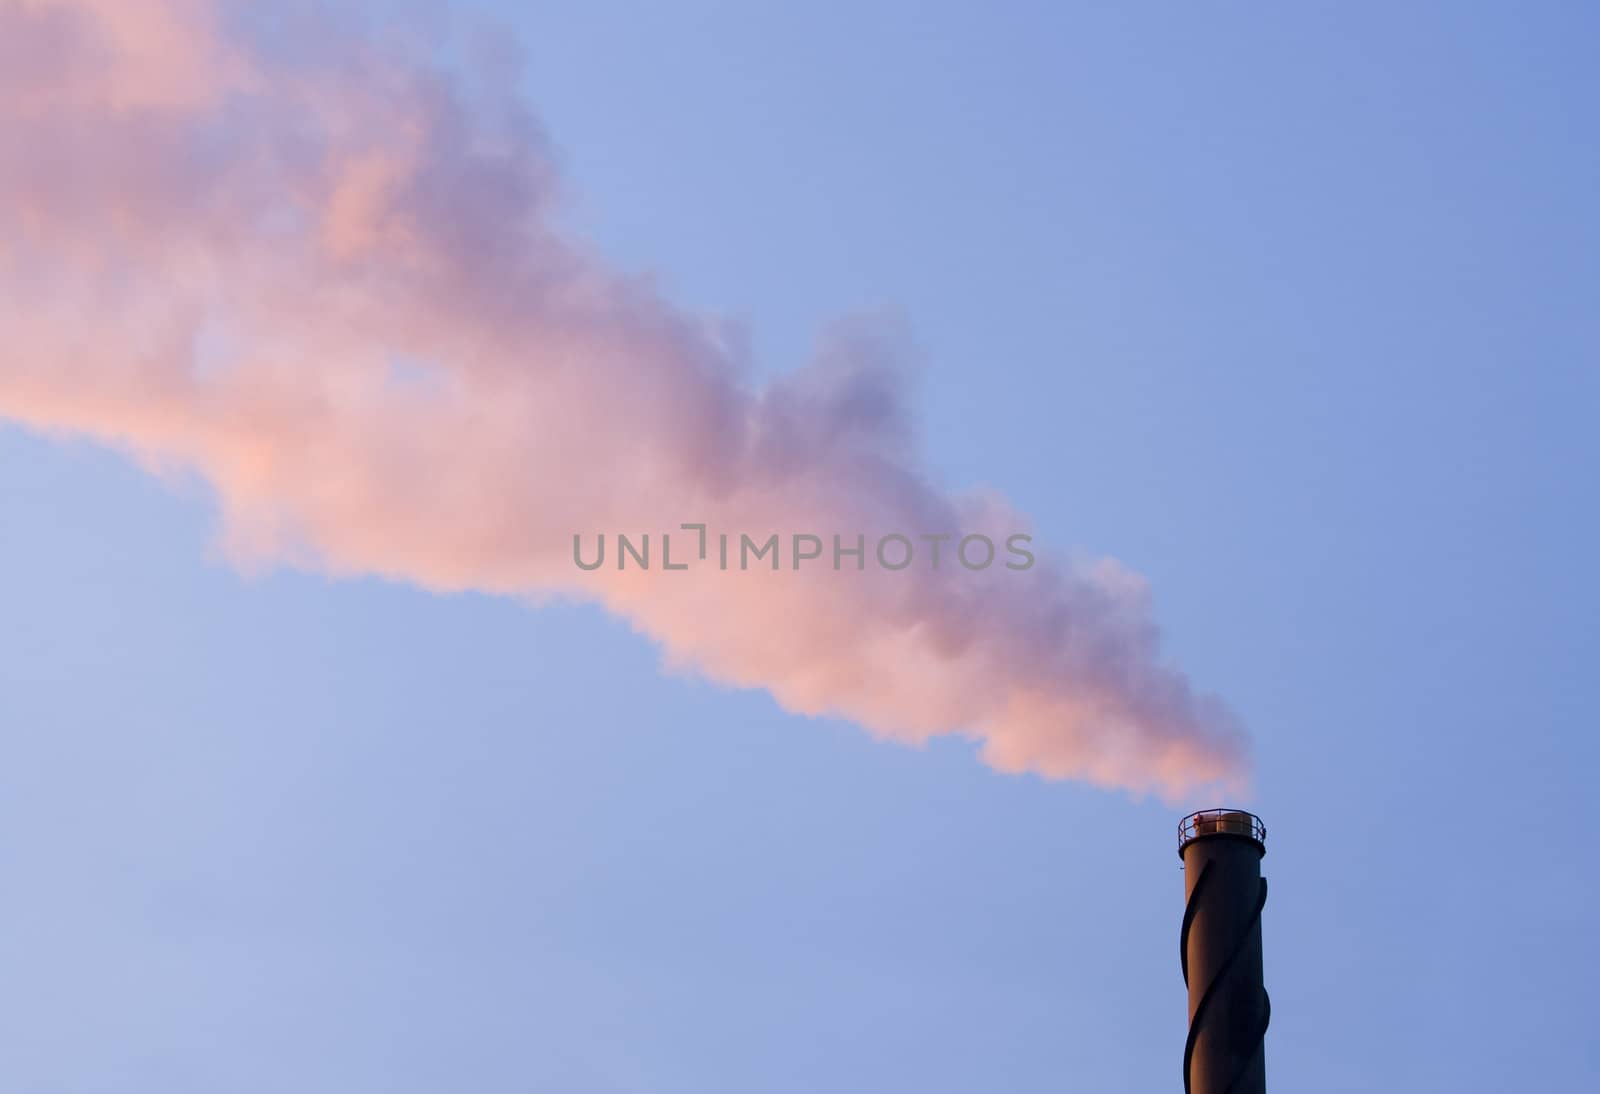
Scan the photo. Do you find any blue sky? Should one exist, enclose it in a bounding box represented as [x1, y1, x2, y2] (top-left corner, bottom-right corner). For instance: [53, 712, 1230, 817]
[2, 1, 1597, 1090]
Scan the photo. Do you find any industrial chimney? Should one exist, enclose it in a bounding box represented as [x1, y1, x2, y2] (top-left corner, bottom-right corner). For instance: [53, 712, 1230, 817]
[1178, 809, 1269, 1094]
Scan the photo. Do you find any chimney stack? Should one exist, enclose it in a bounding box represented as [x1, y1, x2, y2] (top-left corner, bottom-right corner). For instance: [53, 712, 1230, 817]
[1178, 809, 1270, 1094]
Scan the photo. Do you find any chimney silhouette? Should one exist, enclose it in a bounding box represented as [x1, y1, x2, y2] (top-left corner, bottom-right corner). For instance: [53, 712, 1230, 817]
[1178, 809, 1270, 1094]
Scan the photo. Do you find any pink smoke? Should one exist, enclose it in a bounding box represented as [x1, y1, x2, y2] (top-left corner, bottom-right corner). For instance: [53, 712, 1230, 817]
[0, 0, 1247, 798]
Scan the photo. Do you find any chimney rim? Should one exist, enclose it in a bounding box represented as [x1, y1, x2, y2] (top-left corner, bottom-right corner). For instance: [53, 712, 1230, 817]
[1178, 808, 1266, 859]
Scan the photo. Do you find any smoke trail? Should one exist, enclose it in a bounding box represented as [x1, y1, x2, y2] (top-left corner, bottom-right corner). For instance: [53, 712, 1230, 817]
[0, 0, 1246, 797]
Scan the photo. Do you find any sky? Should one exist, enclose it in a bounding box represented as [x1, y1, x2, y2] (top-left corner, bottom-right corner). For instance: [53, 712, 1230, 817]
[1, 1, 1596, 1091]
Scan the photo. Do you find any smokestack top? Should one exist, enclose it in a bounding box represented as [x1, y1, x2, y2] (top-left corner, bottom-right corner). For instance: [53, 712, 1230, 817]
[1179, 809, 1266, 859]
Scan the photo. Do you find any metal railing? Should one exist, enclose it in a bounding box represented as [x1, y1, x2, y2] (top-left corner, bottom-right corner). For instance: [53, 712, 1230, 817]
[1178, 809, 1266, 855]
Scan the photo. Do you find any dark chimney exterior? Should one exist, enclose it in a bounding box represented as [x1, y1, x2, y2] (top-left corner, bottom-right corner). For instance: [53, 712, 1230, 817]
[1178, 810, 1269, 1094]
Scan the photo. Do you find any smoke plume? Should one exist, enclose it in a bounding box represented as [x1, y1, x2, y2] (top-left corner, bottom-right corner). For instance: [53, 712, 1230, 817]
[0, 0, 1247, 797]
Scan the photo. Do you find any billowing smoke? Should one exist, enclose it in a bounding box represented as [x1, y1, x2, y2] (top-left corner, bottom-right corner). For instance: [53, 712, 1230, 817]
[0, 0, 1247, 797]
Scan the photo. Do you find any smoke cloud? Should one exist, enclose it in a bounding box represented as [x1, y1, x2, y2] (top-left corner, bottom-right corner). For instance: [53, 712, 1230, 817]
[0, 0, 1247, 797]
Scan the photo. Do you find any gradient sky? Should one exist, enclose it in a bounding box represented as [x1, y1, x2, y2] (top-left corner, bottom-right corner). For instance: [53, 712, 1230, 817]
[2, 2, 1597, 1091]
